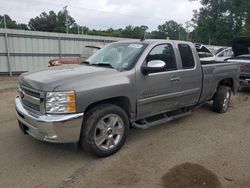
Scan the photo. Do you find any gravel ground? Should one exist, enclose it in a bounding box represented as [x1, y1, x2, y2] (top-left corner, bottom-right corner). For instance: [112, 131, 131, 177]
[0, 76, 250, 188]
[0, 75, 19, 92]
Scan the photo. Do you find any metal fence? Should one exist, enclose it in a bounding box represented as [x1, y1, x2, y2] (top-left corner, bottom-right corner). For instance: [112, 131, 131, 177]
[0, 29, 129, 75]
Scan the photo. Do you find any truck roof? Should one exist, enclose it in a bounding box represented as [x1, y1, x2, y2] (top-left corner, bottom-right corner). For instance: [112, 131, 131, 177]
[114, 39, 193, 45]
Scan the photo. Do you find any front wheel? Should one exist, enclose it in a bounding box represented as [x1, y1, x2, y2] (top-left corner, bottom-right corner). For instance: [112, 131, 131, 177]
[80, 104, 129, 157]
[212, 86, 231, 113]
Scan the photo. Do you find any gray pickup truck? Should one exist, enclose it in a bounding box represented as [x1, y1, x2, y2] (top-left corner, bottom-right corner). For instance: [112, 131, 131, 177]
[15, 40, 240, 157]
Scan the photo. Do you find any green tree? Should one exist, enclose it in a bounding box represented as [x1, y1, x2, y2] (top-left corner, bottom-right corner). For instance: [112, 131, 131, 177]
[0, 15, 18, 29]
[241, 1, 250, 36]
[150, 20, 186, 40]
[120, 25, 148, 39]
[28, 9, 75, 33]
[17, 23, 29, 30]
[190, 0, 250, 45]
[70, 23, 89, 34]
[0, 15, 28, 30]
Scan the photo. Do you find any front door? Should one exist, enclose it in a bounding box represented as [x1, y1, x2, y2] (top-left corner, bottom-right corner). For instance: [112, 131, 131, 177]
[136, 43, 182, 119]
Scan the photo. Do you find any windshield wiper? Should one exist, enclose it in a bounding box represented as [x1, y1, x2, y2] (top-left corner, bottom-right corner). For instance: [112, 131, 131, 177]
[91, 63, 115, 69]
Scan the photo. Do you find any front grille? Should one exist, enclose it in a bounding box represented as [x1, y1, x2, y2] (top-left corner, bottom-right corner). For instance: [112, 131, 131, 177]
[19, 84, 42, 113]
[21, 86, 40, 98]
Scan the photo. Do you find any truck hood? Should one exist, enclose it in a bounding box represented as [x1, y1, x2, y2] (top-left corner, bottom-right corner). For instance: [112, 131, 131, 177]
[19, 64, 121, 91]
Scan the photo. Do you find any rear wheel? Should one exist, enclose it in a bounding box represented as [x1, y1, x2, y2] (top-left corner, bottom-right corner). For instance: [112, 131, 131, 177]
[212, 86, 231, 113]
[80, 104, 129, 157]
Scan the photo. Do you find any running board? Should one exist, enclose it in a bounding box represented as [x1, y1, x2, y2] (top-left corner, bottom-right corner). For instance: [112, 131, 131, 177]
[132, 109, 192, 129]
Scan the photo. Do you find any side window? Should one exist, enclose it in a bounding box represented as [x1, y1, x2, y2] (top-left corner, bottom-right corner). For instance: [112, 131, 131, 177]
[228, 49, 234, 57]
[178, 44, 195, 69]
[218, 49, 233, 57]
[230, 49, 234, 57]
[146, 44, 177, 71]
[218, 51, 224, 57]
[219, 50, 227, 57]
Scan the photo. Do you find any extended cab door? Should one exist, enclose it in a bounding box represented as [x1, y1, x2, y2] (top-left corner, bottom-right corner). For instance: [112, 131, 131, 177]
[175, 43, 202, 107]
[136, 43, 183, 119]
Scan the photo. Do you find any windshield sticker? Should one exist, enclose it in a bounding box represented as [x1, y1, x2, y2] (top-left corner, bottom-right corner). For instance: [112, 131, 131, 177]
[128, 44, 143, 49]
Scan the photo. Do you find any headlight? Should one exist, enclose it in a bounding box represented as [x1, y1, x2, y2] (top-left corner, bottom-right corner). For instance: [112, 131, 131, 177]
[45, 91, 76, 114]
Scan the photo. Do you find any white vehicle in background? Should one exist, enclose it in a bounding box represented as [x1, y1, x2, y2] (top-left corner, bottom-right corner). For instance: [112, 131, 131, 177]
[201, 47, 234, 62]
[195, 43, 214, 59]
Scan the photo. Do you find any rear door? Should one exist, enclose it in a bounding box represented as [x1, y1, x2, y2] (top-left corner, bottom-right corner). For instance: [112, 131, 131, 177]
[176, 43, 202, 107]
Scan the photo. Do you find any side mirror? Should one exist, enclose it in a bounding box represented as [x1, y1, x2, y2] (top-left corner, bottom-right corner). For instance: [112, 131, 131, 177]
[141, 60, 166, 75]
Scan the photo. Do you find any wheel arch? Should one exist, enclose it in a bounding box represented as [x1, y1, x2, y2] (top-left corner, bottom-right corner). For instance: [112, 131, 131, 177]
[217, 78, 235, 94]
[84, 96, 132, 120]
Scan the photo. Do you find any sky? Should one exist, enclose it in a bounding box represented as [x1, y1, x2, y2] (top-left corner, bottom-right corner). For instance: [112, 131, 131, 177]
[0, 0, 201, 30]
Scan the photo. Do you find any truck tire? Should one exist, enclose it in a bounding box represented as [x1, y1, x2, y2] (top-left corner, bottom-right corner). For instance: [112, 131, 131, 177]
[212, 86, 231, 113]
[80, 104, 129, 157]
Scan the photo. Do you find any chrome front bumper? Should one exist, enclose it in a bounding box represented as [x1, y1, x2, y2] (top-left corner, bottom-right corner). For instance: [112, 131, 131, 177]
[15, 96, 84, 143]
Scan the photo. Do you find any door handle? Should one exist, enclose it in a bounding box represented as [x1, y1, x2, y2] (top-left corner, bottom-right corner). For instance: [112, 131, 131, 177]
[170, 77, 181, 82]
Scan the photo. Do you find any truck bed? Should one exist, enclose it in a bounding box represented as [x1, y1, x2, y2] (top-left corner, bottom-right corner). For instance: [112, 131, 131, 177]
[228, 57, 250, 88]
[198, 62, 240, 104]
[228, 58, 250, 77]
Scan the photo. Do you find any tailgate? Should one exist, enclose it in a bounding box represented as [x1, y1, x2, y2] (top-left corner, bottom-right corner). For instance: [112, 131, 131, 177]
[228, 59, 250, 77]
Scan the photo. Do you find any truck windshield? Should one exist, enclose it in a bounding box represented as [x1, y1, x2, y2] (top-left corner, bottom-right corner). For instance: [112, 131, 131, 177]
[86, 42, 147, 70]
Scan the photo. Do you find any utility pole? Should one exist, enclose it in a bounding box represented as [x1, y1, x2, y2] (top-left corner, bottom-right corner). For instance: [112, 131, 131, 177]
[64, 6, 69, 34]
[3, 15, 7, 29]
[178, 26, 181, 40]
[185, 21, 190, 41]
[3, 15, 12, 76]
[141, 25, 148, 41]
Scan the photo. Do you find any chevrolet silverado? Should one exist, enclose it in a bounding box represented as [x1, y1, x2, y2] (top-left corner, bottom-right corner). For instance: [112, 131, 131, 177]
[15, 40, 240, 157]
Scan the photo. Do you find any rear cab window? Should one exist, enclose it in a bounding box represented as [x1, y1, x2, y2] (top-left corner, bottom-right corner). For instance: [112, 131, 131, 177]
[178, 44, 195, 69]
